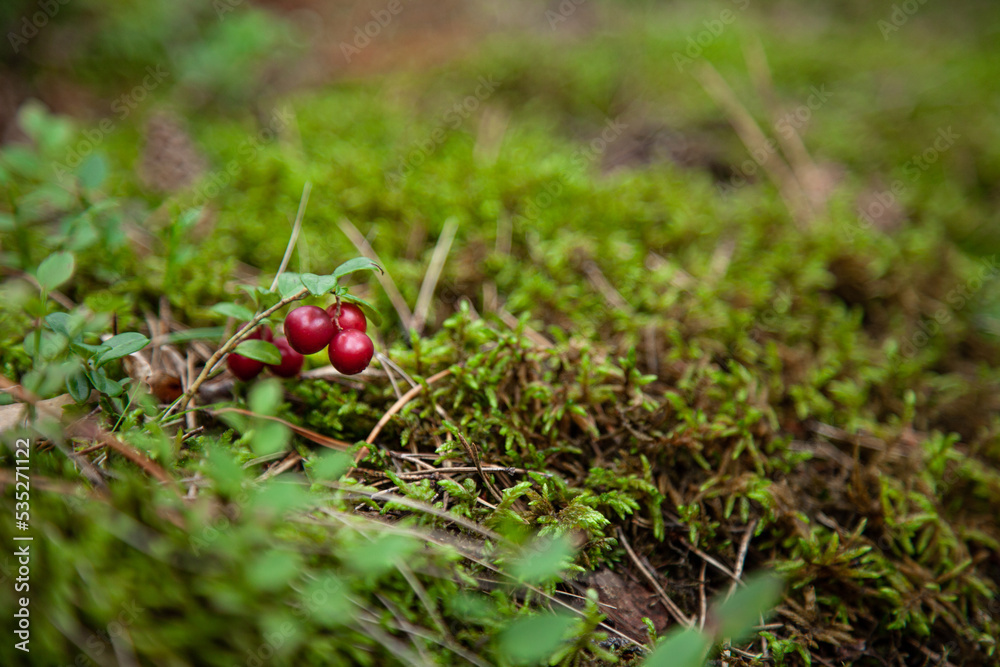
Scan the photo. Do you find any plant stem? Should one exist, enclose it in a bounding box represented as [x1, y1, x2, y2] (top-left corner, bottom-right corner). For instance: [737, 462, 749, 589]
[165, 287, 310, 417]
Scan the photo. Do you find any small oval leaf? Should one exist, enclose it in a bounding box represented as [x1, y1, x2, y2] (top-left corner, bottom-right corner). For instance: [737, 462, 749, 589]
[276, 273, 305, 298]
[333, 257, 382, 279]
[86, 368, 123, 397]
[36, 251, 75, 291]
[66, 369, 91, 402]
[235, 339, 282, 365]
[95, 332, 150, 366]
[300, 273, 339, 295]
[44, 312, 72, 337]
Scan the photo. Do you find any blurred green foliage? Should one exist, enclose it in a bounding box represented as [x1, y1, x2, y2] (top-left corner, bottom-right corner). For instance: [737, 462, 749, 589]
[2, 0, 1000, 665]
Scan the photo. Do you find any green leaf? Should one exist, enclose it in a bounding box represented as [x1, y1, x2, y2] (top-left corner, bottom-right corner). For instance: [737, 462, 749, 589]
[77, 153, 108, 190]
[511, 535, 576, 583]
[332, 257, 382, 280]
[44, 312, 72, 337]
[177, 208, 202, 229]
[235, 339, 281, 365]
[86, 368, 123, 396]
[204, 445, 246, 495]
[248, 483, 312, 519]
[310, 451, 353, 481]
[712, 572, 783, 642]
[71, 341, 110, 357]
[276, 272, 304, 298]
[210, 302, 255, 321]
[253, 420, 290, 456]
[95, 332, 150, 366]
[23, 330, 67, 360]
[343, 534, 417, 577]
[247, 550, 302, 592]
[36, 251, 75, 291]
[305, 574, 354, 627]
[299, 273, 339, 295]
[643, 628, 711, 667]
[65, 369, 91, 402]
[497, 613, 575, 665]
[249, 378, 283, 415]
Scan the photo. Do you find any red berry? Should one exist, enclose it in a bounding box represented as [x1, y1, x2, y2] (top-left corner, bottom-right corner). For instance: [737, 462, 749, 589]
[284, 306, 335, 354]
[245, 324, 274, 342]
[268, 337, 304, 378]
[326, 302, 367, 333]
[328, 329, 374, 375]
[227, 353, 264, 381]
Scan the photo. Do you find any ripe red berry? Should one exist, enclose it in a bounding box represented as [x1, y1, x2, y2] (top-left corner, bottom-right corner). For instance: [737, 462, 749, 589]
[326, 301, 367, 333]
[268, 337, 304, 378]
[227, 352, 264, 381]
[328, 329, 374, 375]
[284, 306, 335, 354]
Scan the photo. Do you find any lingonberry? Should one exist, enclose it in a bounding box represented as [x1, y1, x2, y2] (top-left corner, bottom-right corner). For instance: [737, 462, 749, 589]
[328, 329, 374, 375]
[227, 352, 264, 381]
[326, 301, 367, 333]
[284, 305, 335, 354]
[268, 337, 304, 378]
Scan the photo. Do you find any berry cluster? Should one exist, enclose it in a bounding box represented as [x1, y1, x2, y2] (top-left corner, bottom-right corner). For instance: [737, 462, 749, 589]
[226, 302, 374, 381]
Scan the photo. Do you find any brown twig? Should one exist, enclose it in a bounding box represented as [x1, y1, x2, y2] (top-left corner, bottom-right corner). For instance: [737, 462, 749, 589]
[698, 561, 708, 631]
[170, 287, 310, 414]
[727, 519, 758, 599]
[256, 452, 303, 482]
[693, 62, 812, 226]
[412, 217, 458, 334]
[454, 429, 504, 503]
[617, 527, 694, 628]
[743, 38, 820, 203]
[353, 368, 453, 466]
[2, 375, 176, 489]
[680, 537, 742, 585]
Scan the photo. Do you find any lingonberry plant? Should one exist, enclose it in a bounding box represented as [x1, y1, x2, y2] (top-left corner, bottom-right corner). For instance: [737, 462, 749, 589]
[25, 250, 152, 403]
[172, 258, 383, 412]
